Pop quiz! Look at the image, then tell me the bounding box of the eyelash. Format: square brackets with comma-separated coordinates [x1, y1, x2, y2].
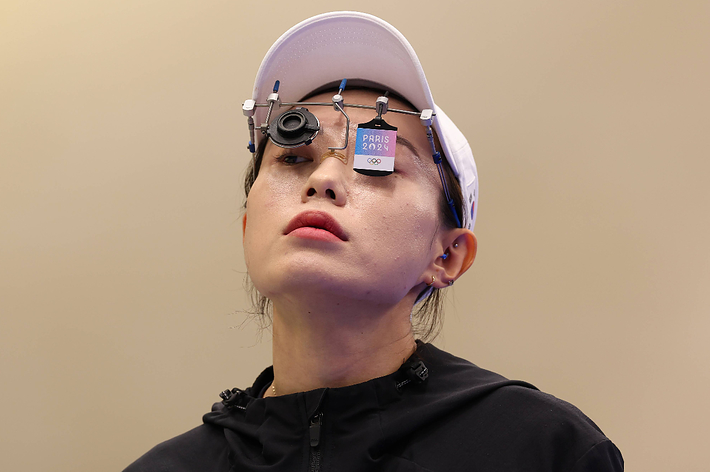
[276, 154, 310, 165]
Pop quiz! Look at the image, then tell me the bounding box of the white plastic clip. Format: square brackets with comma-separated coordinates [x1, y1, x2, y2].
[376, 96, 389, 117]
[266, 92, 280, 108]
[420, 109, 434, 127]
[242, 99, 256, 117]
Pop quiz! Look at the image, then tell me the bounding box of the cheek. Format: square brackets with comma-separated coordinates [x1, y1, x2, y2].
[258, 166, 305, 201]
[243, 171, 303, 261]
[242, 180, 274, 259]
[354, 186, 440, 276]
[247, 170, 302, 220]
[365, 176, 439, 234]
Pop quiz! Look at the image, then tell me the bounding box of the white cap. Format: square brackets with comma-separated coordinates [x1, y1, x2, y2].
[249, 11, 478, 230]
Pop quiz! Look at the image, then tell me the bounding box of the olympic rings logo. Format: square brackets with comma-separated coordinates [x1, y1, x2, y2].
[367, 157, 382, 165]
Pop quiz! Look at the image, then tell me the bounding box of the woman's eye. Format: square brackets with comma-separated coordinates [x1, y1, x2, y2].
[279, 154, 309, 165]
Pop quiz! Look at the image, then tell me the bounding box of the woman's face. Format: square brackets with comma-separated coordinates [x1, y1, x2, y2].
[243, 89, 447, 306]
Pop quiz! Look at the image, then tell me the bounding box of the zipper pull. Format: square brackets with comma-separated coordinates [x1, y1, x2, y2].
[309, 412, 323, 447]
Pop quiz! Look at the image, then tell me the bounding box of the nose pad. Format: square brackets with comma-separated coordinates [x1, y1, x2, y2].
[321, 150, 348, 165]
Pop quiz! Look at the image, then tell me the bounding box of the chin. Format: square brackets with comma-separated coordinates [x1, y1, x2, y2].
[248, 250, 419, 305]
[260, 274, 411, 309]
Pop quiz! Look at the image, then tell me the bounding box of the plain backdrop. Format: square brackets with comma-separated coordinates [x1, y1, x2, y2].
[1, 1, 708, 470]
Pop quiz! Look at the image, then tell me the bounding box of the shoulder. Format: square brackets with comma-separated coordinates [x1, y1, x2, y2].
[483, 383, 605, 435]
[486, 386, 623, 470]
[123, 423, 229, 472]
[407, 344, 624, 471]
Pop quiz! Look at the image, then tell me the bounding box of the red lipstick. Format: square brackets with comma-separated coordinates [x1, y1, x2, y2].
[284, 210, 348, 242]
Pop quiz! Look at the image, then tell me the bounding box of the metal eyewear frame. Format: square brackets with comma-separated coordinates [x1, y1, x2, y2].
[242, 79, 462, 228]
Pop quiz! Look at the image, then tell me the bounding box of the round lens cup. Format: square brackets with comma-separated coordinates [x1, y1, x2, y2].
[267, 107, 320, 148]
[278, 113, 306, 136]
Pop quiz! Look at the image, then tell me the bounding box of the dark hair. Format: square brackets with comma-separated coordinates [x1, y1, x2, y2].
[241, 90, 464, 341]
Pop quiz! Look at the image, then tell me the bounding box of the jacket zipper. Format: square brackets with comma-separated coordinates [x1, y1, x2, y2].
[309, 411, 323, 472]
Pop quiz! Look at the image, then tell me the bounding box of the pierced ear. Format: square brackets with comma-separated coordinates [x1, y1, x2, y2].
[431, 230, 477, 288]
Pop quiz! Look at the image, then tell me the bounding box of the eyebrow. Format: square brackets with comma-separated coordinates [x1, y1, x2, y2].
[396, 136, 427, 169]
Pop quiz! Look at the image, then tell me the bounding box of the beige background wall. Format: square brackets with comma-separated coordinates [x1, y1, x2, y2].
[1, 1, 708, 470]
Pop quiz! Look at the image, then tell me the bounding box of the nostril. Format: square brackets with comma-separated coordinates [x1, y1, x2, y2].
[326, 189, 336, 200]
[307, 188, 316, 197]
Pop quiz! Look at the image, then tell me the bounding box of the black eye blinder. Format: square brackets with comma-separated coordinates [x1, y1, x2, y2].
[267, 107, 320, 148]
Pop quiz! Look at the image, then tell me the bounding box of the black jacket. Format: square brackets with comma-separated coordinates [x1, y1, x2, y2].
[124, 343, 623, 471]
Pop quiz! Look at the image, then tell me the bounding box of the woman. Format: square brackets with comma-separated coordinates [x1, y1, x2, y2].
[125, 11, 623, 472]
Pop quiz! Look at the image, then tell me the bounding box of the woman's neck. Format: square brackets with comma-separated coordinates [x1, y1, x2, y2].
[267, 297, 417, 396]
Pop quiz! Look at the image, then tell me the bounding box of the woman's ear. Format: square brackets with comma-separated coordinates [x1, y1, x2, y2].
[455, 231, 477, 276]
[427, 230, 477, 288]
[242, 214, 247, 240]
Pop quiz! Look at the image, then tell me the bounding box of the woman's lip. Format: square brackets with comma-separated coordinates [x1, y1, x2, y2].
[287, 226, 344, 242]
[284, 210, 348, 241]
